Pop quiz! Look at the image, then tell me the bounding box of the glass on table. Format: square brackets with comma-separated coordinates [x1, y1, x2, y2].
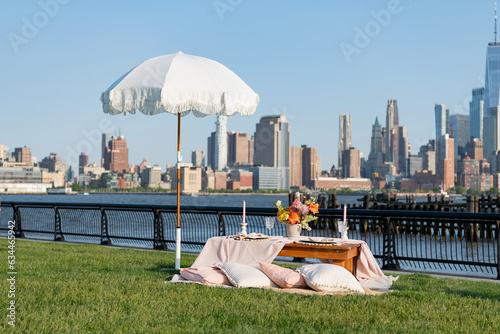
[265, 217, 275, 236]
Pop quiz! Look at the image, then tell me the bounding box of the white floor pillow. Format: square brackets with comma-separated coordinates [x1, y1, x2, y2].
[296, 264, 365, 294]
[218, 262, 277, 288]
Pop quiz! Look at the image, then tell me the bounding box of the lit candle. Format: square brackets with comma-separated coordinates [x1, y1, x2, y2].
[243, 201, 246, 224]
[343, 205, 347, 223]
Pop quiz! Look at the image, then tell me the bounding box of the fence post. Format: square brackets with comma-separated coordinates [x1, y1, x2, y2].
[100, 207, 111, 246]
[497, 221, 500, 280]
[318, 195, 327, 209]
[360, 194, 370, 233]
[153, 209, 166, 250]
[382, 217, 400, 270]
[218, 211, 226, 236]
[54, 206, 64, 241]
[332, 193, 338, 209]
[12, 205, 24, 238]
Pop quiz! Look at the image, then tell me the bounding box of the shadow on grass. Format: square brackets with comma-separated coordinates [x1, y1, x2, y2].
[444, 288, 500, 302]
[145, 262, 182, 281]
[394, 273, 500, 302]
[146, 262, 177, 271]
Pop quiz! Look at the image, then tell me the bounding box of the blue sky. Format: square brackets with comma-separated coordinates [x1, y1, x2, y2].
[0, 0, 495, 171]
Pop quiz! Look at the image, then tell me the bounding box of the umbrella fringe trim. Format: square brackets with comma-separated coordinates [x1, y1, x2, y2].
[102, 98, 258, 117]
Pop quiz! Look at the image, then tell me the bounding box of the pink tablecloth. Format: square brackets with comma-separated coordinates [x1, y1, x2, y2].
[189, 236, 389, 284]
[342, 240, 385, 282]
[191, 236, 290, 268]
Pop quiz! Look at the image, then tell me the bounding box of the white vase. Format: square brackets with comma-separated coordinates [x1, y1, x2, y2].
[286, 224, 302, 237]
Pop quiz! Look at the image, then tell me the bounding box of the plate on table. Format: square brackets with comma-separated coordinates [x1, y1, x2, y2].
[233, 232, 269, 240]
[244, 233, 269, 240]
[302, 237, 341, 245]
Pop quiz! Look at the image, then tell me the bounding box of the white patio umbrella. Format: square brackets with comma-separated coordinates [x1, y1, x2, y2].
[101, 51, 259, 269]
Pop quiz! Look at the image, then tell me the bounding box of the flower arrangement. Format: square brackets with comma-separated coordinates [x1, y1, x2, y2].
[275, 192, 319, 231]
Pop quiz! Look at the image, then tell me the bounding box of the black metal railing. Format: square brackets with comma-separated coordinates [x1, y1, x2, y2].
[0, 201, 498, 279]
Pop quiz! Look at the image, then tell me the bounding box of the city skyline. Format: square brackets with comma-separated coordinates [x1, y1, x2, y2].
[1, 1, 497, 171]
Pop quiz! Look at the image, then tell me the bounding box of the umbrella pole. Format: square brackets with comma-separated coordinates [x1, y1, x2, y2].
[175, 113, 181, 270]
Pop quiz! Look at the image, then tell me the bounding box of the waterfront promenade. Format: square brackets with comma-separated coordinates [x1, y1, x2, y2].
[1, 198, 498, 279]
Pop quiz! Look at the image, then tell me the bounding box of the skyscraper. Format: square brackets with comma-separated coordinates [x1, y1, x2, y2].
[484, 7, 500, 172]
[79, 152, 89, 174]
[67, 165, 75, 182]
[338, 114, 352, 169]
[449, 114, 471, 162]
[485, 12, 500, 113]
[398, 125, 409, 175]
[103, 135, 129, 173]
[253, 115, 290, 168]
[418, 140, 436, 174]
[191, 151, 205, 167]
[14, 146, 31, 165]
[435, 104, 449, 140]
[467, 138, 484, 160]
[342, 147, 360, 178]
[302, 145, 320, 188]
[289, 146, 303, 187]
[370, 117, 383, 154]
[367, 117, 384, 177]
[227, 132, 250, 166]
[214, 114, 228, 170]
[405, 155, 423, 178]
[79, 152, 89, 167]
[436, 134, 454, 190]
[483, 109, 498, 171]
[470, 87, 484, 140]
[248, 135, 254, 165]
[101, 133, 111, 167]
[207, 132, 216, 169]
[385, 100, 399, 170]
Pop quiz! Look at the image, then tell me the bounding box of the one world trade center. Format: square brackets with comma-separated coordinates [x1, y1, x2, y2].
[484, 3, 500, 171]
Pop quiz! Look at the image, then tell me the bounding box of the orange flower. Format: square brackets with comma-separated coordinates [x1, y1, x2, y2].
[288, 211, 300, 224]
[309, 203, 319, 214]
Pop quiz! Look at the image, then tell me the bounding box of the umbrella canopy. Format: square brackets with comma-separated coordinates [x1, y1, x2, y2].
[101, 51, 259, 269]
[101, 51, 259, 117]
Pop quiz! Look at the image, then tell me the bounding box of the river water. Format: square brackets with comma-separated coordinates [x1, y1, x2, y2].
[0, 193, 466, 207]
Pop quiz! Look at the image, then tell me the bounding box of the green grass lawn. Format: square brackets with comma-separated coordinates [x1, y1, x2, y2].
[0, 238, 499, 333]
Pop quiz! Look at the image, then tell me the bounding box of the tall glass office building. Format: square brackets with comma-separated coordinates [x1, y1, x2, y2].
[338, 114, 352, 169]
[483, 43, 500, 171]
[469, 87, 484, 140]
[434, 104, 449, 140]
[449, 114, 471, 162]
[253, 115, 290, 168]
[485, 44, 500, 111]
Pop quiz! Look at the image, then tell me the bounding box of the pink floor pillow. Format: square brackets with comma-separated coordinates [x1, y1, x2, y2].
[259, 262, 308, 289]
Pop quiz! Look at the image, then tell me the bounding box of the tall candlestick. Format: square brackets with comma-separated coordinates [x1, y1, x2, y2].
[243, 201, 246, 224]
[341, 205, 348, 241]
